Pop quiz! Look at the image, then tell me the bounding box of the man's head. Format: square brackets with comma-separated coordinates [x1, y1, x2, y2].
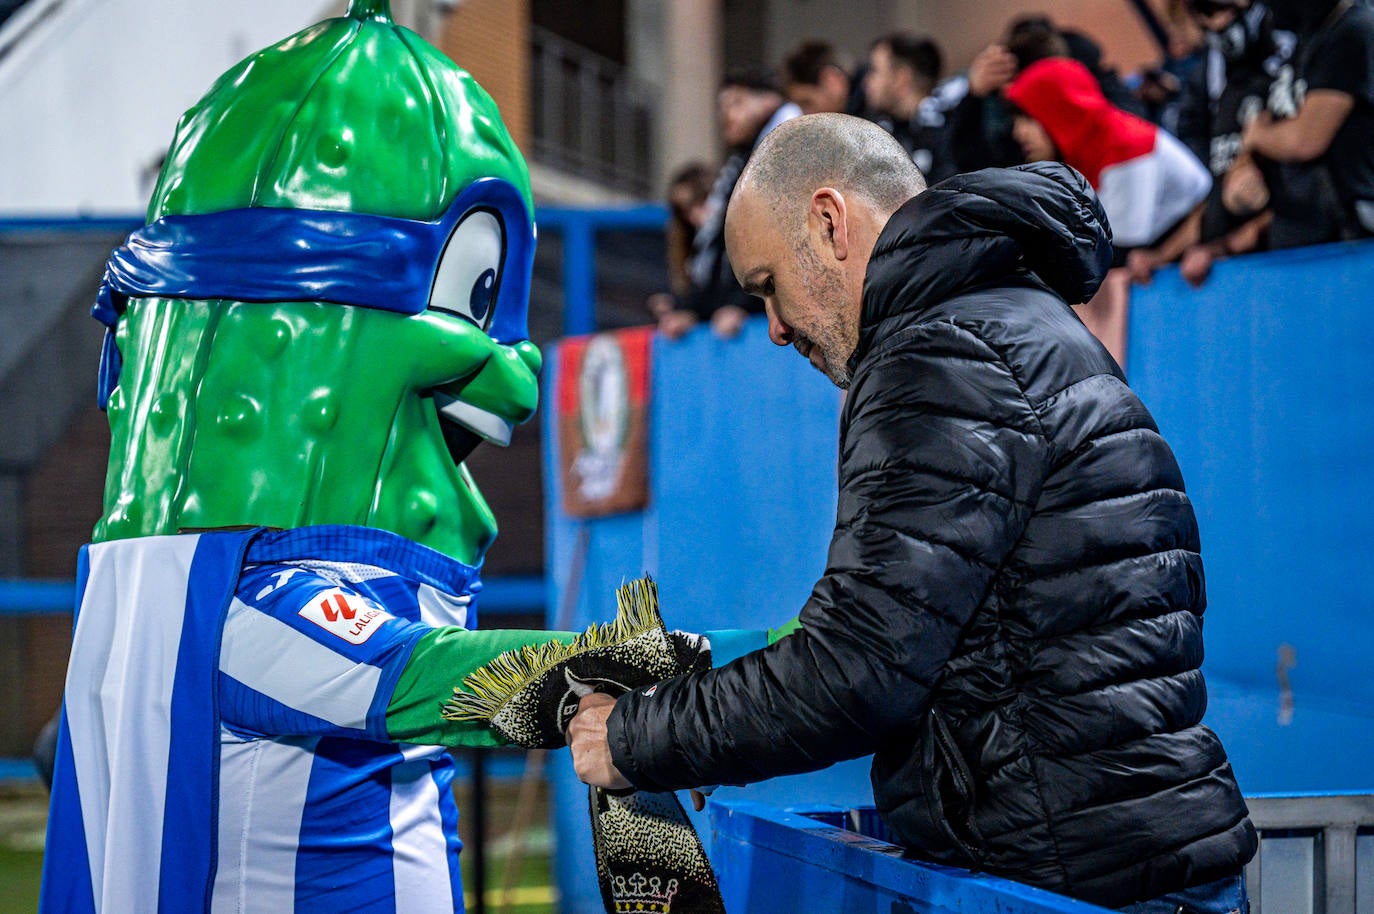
[864, 32, 943, 120]
[1186, 0, 1275, 64]
[1005, 15, 1070, 71]
[1011, 111, 1058, 163]
[783, 40, 853, 115]
[1005, 57, 1106, 169]
[667, 161, 713, 232]
[725, 113, 925, 388]
[1184, 0, 1249, 33]
[719, 68, 785, 149]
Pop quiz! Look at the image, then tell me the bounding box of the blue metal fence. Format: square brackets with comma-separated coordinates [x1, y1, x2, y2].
[0, 203, 669, 338]
[536, 203, 665, 335]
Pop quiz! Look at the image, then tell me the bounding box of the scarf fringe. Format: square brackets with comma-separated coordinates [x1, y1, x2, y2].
[442, 576, 662, 723]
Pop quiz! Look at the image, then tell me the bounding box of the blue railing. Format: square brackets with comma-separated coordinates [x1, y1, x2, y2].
[0, 579, 73, 615]
[535, 203, 665, 335]
[0, 203, 669, 338]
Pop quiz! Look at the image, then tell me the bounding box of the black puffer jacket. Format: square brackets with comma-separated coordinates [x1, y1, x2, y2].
[608, 163, 1257, 907]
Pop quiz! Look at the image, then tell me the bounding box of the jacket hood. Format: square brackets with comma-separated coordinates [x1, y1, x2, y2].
[854, 162, 1112, 369]
[1004, 57, 1156, 187]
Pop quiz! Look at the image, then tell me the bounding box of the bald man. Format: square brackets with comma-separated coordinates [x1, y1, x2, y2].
[568, 115, 1256, 912]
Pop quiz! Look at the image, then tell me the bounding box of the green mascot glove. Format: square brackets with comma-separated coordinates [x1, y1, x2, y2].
[443, 577, 711, 748]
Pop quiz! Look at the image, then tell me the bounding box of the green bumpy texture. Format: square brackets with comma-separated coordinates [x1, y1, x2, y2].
[96, 1, 538, 567]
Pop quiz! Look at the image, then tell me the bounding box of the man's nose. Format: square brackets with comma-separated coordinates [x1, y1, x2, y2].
[767, 312, 793, 346]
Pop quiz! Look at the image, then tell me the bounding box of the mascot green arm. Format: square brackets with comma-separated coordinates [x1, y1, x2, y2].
[700, 616, 803, 668]
[387, 627, 577, 747]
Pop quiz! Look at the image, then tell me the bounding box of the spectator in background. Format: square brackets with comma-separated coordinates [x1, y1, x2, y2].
[1136, 0, 1210, 134]
[864, 32, 960, 182]
[665, 162, 714, 295]
[647, 162, 713, 333]
[1060, 27, 1150, 117]
[782, 40, 867, 115]
[1129, 0, 1309, 287]
[951, 16, 1139, 173]
[653, 70, 800, 340]
[1005, 56, 1212, 256]
[1242, 0, 1374, 238]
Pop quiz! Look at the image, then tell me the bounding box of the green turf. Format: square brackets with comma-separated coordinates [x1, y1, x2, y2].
[0, 846, 43, 912]
[0, 772, 557, 914]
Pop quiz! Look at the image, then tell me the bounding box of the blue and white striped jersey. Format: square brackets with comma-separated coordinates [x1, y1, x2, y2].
[43, 525, 486, 914]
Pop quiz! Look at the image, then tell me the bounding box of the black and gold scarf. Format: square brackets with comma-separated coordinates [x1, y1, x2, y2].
[444, 578, 726, 914]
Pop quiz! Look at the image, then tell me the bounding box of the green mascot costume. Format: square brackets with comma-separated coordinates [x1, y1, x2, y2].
[38, 3, 719, 912]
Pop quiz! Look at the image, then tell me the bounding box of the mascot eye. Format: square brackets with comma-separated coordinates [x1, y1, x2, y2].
[430, 209, 504, 330]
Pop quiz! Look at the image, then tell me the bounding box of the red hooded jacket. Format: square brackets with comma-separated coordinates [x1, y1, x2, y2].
[1004, 57, 1156, 188]
[1005, 57, 1211, 247]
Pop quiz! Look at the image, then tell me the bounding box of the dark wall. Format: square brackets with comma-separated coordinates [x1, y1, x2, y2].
[532, 0, 625, 62]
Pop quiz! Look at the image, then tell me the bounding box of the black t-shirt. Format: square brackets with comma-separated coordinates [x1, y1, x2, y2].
[886, 118, 958, 183]
[874, 81, 967, 184]
[1302, 4, 1374, 234]
[1185, 47, 1279, 241]
[1255, 40, 1346, 247]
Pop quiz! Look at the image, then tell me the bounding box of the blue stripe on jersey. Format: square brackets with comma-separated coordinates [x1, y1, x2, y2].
[295, 738, 405, 914]
[39, 549, 96, 914]
[245, 525, 481, 602]
[431, 756, 465, 912]
[42, 705, 97, 914]
[159, 533, 256, 914]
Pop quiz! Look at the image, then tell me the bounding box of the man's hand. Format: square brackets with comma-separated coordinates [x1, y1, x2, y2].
[1179, 245, 1218, 288]
[1125, 248, 1161, 286]
[969, 44, 1017, 98]
[1222, 156, 1270, 216]
[657, 308, 698, 340]
[646, 292, 677, 320]
[709, 304, 748, 339]
[567, 692, 632, 790]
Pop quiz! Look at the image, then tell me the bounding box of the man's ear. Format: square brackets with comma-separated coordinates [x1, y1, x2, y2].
[809, 187, 850, 261]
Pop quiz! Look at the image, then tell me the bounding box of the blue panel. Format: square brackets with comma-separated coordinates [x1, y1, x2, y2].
[545, 318, 879, 912]
[1126, 240, 1374, 793]
[709, 799, 1113, 913]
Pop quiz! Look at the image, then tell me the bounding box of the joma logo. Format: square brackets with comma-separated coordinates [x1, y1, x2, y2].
[298, 588, 393, 644]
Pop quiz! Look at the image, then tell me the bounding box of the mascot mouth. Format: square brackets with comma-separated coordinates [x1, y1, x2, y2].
[436, 393, 515, 463]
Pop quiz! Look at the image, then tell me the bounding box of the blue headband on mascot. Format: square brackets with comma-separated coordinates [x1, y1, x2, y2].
[93, 177, 535, 408]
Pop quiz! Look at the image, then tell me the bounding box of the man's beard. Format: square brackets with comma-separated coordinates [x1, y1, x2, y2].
[795, 242, 857, 388]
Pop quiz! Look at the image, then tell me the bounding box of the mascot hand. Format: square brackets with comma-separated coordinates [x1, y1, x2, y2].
[443, 578, 710, 749]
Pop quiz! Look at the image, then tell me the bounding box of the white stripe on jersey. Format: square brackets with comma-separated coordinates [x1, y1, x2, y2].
[221, 597, 382, 731]
[65, 535, 199, 914]
[416, 583, 470, 628]
[211, 733, 318, 914]
[390, 745, 454, 914]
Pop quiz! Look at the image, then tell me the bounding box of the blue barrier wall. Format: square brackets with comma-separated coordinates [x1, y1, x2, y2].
[545, 240, 1374, 910]
[1127, 240, 1374, 795]
[709, 800, 1112, 914]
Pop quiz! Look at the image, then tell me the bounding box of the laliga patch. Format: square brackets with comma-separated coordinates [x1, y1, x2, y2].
[298, 588, 393, 644]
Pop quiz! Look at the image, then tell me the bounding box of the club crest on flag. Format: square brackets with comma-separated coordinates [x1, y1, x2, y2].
[557, 327, 653, 517]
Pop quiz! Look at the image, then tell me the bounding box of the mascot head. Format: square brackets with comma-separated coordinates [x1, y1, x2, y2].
[93, 0, 538, 566]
